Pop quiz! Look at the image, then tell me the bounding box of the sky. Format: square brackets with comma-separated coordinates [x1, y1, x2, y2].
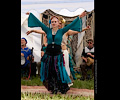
[21, 0, 94, 13]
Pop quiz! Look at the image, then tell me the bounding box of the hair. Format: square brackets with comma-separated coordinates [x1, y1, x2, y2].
[50, 16, 59, 20]
[58, 16, 66, 24]
[49, 16, 66, 28]
[87, 39, 94, 43]
[58, 16, 63, 22]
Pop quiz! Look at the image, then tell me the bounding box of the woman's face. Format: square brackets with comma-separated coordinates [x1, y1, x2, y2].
[51, 17, 59, 28]
[58, 21, 62, 29]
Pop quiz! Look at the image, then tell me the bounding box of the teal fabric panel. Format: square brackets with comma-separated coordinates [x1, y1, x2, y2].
[69, 54, 77, 80]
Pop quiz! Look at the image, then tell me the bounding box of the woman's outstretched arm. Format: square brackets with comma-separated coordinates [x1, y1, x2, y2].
[66, 25, 91, 36]
[26, 29, 46, 35]
[28, 13, 49, 34]
[62, 11, 86, 35]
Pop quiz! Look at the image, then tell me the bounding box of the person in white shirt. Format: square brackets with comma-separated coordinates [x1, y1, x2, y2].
[80, 39, 94, 80]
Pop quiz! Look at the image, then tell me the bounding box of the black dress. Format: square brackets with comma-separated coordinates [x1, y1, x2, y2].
[41, 35, 70, 94]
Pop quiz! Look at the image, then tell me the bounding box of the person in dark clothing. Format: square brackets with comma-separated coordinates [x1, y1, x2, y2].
[21, 37, 36, 79]
[80, 39, 94, 80]
[21, 38, 32, 78]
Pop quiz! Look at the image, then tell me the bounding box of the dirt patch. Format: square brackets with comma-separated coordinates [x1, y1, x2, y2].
[21, 85, 94, 98]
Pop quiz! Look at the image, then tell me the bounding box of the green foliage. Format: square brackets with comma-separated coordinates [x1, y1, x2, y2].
[21, 92, 94, 100]
[71, 79, 94, 89]
[71, 73, 94, 89]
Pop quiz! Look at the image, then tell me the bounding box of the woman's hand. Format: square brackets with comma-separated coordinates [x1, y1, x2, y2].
[81, 25, 91, 32]
[86, 25, 91, 30]
[26, 30, 33, 35]
[26, 12, 30, 15]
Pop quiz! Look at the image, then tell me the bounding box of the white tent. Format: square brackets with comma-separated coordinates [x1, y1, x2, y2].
[21, 0, 94, 13]
[57, 8, 85, 17]
[21, 10, 42, 63]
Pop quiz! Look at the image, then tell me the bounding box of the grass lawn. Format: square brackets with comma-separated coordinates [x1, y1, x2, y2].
[21, 92, 94, 100]
[21, 73, 94, 90]
[21, 75, 43, 86]
[21, 73, 94, 100]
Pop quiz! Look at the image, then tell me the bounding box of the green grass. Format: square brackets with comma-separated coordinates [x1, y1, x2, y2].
[21, 74, 94, 89]
[21, 92, 94, 100]
[21, 75, 43, 86]
[71, 79, 94, 89]
[21, 74, 94, 99]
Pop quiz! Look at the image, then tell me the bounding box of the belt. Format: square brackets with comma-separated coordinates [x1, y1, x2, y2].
[45, 43, 62, 56]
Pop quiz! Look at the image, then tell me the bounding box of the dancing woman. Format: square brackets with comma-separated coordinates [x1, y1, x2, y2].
[58, 16, 90, 82]
[27, 12, 85, 94]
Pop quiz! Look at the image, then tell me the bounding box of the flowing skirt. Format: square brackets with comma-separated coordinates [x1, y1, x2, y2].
[40, 53, 71, 93]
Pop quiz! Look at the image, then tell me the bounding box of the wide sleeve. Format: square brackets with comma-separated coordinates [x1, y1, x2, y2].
[70, 17, 82, 32]
[62, 17, 82, 35]
[28, 13, 49, 34]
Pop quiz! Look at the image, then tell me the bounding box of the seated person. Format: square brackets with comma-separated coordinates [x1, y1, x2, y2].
[21, 37, 32, 78]
[80, 39, 94, 80]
